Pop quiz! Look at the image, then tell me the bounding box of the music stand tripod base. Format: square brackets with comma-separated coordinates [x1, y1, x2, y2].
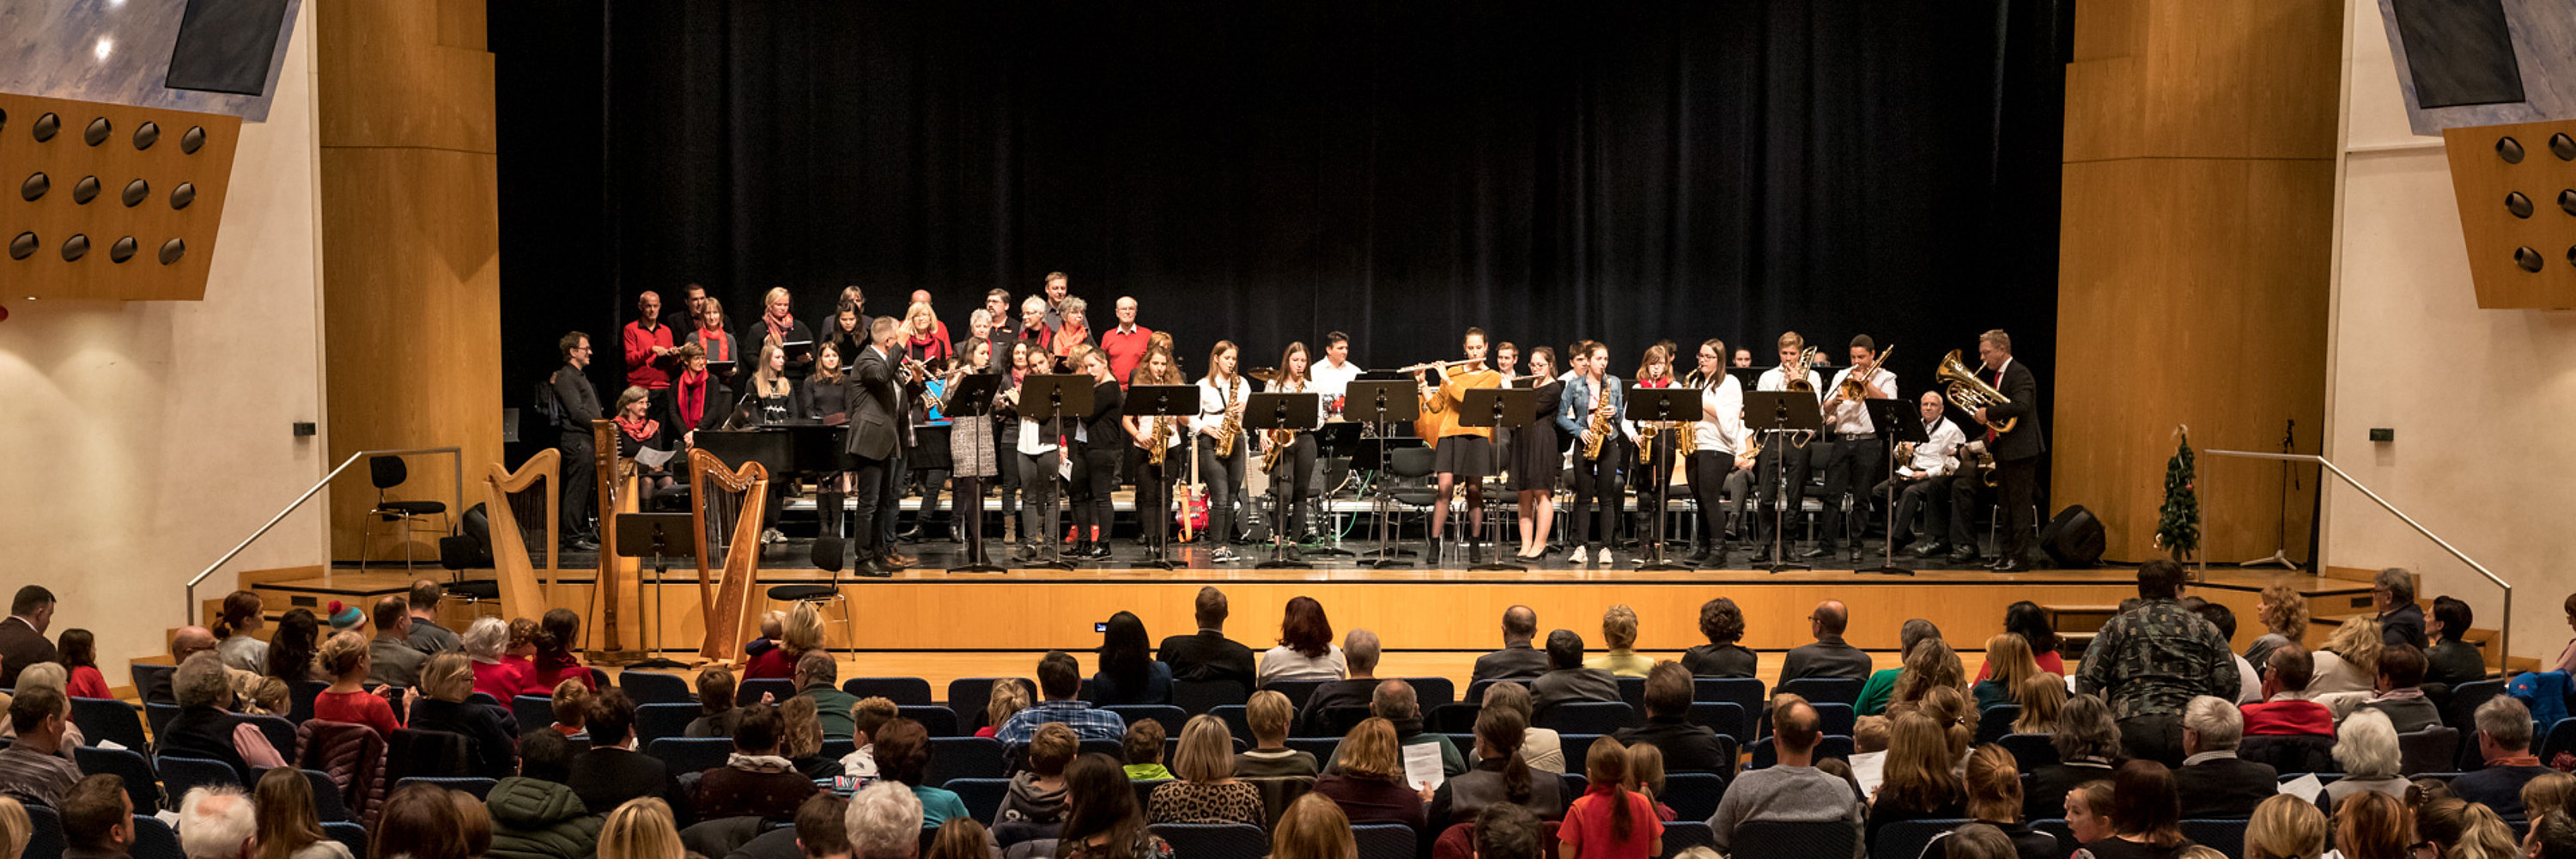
[1858, 397, 1919, 576]
[611, 512, 696, 669]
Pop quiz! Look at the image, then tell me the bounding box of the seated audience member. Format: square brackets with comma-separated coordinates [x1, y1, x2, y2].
[2422, 597, 2488, 690]
[2014, 673, 2067, 735]
[2418, 797, 2521, 859]
[1624, 742, 1676, 821]
[2245, 585, 2309, 681]
[0, 588, 59, 691]
[2532, 812, 2576, 859]
[2174, 694, 2276, 819]
[548, 679, 591, 737]
[2026, 693, 2121, 823]
[978, 679, 1030, 739]
[2182, 600, 2261, 704]
[2335, 791, 2414, 859]
[1327, 679, 1468, 778]
[1235, 690, 1320, 778]
[406, 653, 518, 780]
[2453, 696, 2552, 819]
[2061, 780, 2117, 853]
[313, 631, 405, 740]
[1682, 597, 1757, 679]
[252, 767, 357, 859]
[4, 663, 88, 752]
[1583, 606, 1653, 679]
[366, 597, 428, 688]
[742, 611, 795, 681]
[1271, 794, 1359, 859]
[999, 722, 1078, 834]
[2308, 616, 2384, 701]
[1703, 694, 1862, 852]
[2074, 560, 2240, 767]
[1430, 704, 1566, 835]
[1858, 618, 1942, 716]
[2356, 643, 2443, 734]
[1120, 719, 1170, 781]
[405, 580, 463, 655]
[56, 630, 111, 700]
[1475, 606, 1552, 683]
[264, 610, 325, 687]
[1145, 716, 1262, 826]
[1932, 825, 2019, 859]
[1777, 600, 1873, 683]
[1612, 661, 1729, 774]
[1474, 804, 1547, 859]
[324, 602, 364, 637]
[1054, 753, 1172, 859]
[374, 785, 472, 859]
[1258, 596, 1349, 685]
[504, 617, 540, 673]
[147, 626, 218, 705]
[235, 675, 289, 720]
[0, 686, 80, 806]
[874, 717, 972, 826]
[592, 796, 683, 859]
[1480, 679, 1564, 774]
[995, 652, 1126, 746]
[686, 667, 744, 739]
[1847, 716, 1891, 798]
[2080, 761, 2194, 859]
[696, 704, 817, 820]
[1297, 630, 1383, 735]
[2243, 794, 2328, 859]
[846, 783, 923, 859]
[1559, 738, 1662, 859]
[2375, 568, 2427, 649]
[840, 697, 901, 778]
[1156, 587, 1258, 693]
[2527, 773, 2576, 826]
[1089, 612, 1173, 707]
[1924, 746, 2058, 859]
[165, 652, 286, 775]
[1889, 640, 1970, 720]
[793, 652, 860, 739]
[567, 689, 692, 823]
[461, 617, 528, 703]
[1974, 633, 2042, 712]
[1532, 630, 1619, 719]
[1917, 685, 1983, 761]
[177, 787, 256, 859]
[1974, 602, 2068, 683]
[1313, 717, 1429, 829]
[486, 730, 601, 859]
[1868, 712, 1968, 846]
[59, 774, 135, 859]
[524, 609, 597, 693]
[210, 592, 269, 676]
[2318, 709, 2410, 810]
[778, 696, 845, 780]
[2241, 645, 2336, 737]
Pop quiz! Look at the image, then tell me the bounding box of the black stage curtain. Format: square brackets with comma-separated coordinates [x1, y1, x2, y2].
[494, 0, 2065, 428]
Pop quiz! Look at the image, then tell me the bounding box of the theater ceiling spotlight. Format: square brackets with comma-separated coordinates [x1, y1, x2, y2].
[0, 93, 237, 301]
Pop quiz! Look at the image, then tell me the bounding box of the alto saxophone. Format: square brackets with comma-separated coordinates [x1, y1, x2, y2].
[1145, 417, 1173, 467]
[1637, 422, 1659, 464]
[1580, 390, 1619, 460]
[1261, 428, 1294, 472]
[1212, 388, 1243, 457]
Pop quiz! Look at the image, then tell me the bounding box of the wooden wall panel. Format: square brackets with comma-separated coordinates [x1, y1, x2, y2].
[0, 94, 240, 301]
[2441, 119, 2576, 309]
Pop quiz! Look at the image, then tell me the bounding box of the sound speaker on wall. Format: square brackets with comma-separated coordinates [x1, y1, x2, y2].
[165, 0, 295, 96]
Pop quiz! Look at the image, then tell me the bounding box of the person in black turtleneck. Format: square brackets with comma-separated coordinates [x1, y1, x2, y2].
[1068, 346, 1126, 559]
[550, 332, 604, 551]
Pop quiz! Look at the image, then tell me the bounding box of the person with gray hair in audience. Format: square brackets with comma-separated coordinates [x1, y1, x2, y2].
[176, 788, 256, 859]
[0, 662, 88, 753]
[2321, 709, 2410, 808]
[2174, 695, 2276, 819]
[0, 685, 80, 806]
[1323, 679, 1467, 778]
[461, 616, 527, 703]
[1298, 629, 1382, 734]
[161, 652, 286, 777]
[2452, 695, 2552, 818]
[846, 781, 925, 859]
[2026, 693, 2121, 822]
[2373, 567, 2427, 649]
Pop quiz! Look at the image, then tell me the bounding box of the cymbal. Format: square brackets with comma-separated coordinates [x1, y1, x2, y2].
[1244, 367, 1283, 383]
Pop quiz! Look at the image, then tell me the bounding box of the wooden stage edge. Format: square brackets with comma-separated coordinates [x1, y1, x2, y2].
[250, 565, 2366, 661]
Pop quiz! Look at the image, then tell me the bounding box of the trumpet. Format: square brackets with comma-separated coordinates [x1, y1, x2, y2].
[1935, 349, 2018, 434]
[1836, 344, 1893, 400]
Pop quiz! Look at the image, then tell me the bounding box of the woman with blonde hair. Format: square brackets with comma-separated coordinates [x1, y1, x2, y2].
[1270, 793, 1358, 859]
[745, 341, 803, 426]
[904, 301, 953, 367]
[781, 600, 827, 661]
[978, 677, 1030, 740]
[1584, 606, 1652, 678]
[0, 796, 32, 859]
[254, 766, 350, 859]
[1312, 717, 1427, 828]
[404, 653, 517, 778]
[2245, 794, 2328, 859]
[2311, 616, 2385, 698]
[1973, 633, 2042, 710]
[2416, 797, 2521, 859]
[1889, 638, 1967, 713]
[2248, 583, 2312, 676]
[2011, 673, 2067, 735]
[1912, 684, 1982, 760]
[1930, 746, 2057, 859]
[597, 796, 687, 859]
[1147, 715, 1262, 826]
[1869, 712, 1967, 846]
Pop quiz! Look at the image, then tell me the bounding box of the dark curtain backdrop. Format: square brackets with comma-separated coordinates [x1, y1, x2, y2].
[493, 0, 2065, 429]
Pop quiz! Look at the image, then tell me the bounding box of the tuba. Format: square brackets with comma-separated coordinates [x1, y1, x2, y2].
[1935, 350, 2018, 434]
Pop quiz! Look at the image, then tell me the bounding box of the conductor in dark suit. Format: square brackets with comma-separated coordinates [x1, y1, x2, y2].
[1156, 587, 1258, 692]
[0, 586, 58, 688]
[1947, 329, 2045, 571]
[843, 317, 908, 576]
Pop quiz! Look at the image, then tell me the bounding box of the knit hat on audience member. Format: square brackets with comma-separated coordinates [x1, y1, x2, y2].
[326, 600, 364, 632]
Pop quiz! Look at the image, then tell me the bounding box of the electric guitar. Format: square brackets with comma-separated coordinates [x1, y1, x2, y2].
[1179, 436, 1210, 541]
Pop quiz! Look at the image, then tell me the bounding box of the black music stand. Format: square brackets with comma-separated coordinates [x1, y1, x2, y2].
[1246, 393, 1322, 569]
[1304, 422, 1365, 557]
[1456, 387, 1538, 570]
[1346, 380, 1423, 569]
[942, 373, 1008, 574]
[1017, 374, 1091, 570]
[1625, 386, 1704, 570]
[611, 513, 694, 669]
[1863, 398, 1925, 576]
[1127, 384, 1202, 570]
[1744, 391, 1823, 574]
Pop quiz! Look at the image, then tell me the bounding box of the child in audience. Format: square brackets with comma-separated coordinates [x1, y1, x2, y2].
[1624, 742, 1677, 821]
[927, 818, 995, 859]
[841, 697, 901, 778]
[978, 679, 1030, 738]
[503, 617, 539, 673]
[1122, 719, 1171, 781]
[1559, 738, 1662, 859]
[743, 611, 793, 680]
[999, 722, 1078, 838]
[56, 631, 110, 699]
[1849, 715, 1891, 797]
[1234, 690, 1320, 778]
[686, 667, 742, 739]
[236, 675, 289, 717]
[549, 678, 591, 737]
[2526, 772, 2576, 824]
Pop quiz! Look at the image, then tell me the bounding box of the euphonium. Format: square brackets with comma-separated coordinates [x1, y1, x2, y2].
[1580, 392, 1619, 460]
[1935, 350, 2018, 434]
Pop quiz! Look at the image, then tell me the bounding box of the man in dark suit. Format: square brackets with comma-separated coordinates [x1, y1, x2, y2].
[1612, 662, 1732, 772]
[2373, 568, 2428, 649]
[1947, 329, 2045, 571]
[1472, 606, 1549, 683]
[841, 318, 908, 576]
[550, 332, 605, 551]
[2175, 694, 2278, 819]
[1155, 587, 1257, 692]
[0, 587, 57, 689]
[1530, 630, 1618, 720]
[566, 688, 693, 824]
[1777, 600, 1874, 683]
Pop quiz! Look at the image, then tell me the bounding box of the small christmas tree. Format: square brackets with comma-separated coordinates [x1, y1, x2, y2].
[2154, 429, 2200, 562]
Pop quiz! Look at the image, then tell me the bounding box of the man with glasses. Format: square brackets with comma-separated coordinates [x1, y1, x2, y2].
[1777, 600, 1873, 682]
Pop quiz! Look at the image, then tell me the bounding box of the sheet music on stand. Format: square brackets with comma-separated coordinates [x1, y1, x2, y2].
[1016, 375, 1095, 570]
[1623, 385, 1703, 570]
[1743, 391, 1823, 573]
[611, 513, 695, 668]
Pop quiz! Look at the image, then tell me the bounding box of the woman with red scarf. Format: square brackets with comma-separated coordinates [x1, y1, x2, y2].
[661, 343, 733, 448]
[1048, 296, 1093, 373]
[757, 287, 814, 376]
[611, 386, 674, 495]
[690, 297, 739, 376]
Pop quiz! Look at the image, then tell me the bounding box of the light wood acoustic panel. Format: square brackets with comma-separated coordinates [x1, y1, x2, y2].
[2442, 119, 2576, 309]
[0, 93, 239, 301]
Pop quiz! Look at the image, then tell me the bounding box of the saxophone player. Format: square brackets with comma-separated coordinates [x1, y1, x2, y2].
[1684, 339, 1747, 564]
[1124, 347, 1188, 560]
[1263, 343, 1324, 545]
[1880, 390, 1966, 558]
[1947, 329, 2045, 571]
[1194, 341, 1253, 563]
[1415, 328, 1503, 562]
[1750, 332, 1824, 563]
[1558, 340, 1625, 565]
[1809, 335, 1897, 559]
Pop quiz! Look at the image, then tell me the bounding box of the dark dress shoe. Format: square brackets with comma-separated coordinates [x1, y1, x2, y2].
[1944, 548, 1982, 566]
[897, 526, 926, 543]
[1084, 543, 1113, 560]
[1798, 546, 1831, 559]
[854, 557, 893, 577]
[1993, 557, 2036, 573]
[1911, 540, 1951, 558]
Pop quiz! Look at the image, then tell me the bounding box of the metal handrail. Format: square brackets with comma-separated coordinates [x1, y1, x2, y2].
[2202, 448, 2511, 666]
[184, 446, 464, 626]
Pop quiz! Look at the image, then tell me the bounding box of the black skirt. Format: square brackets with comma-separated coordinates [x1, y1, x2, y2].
[1508, 421, 1563, 491]
[1431, 435, 1496, 478]
[910, 425, 953, 470]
